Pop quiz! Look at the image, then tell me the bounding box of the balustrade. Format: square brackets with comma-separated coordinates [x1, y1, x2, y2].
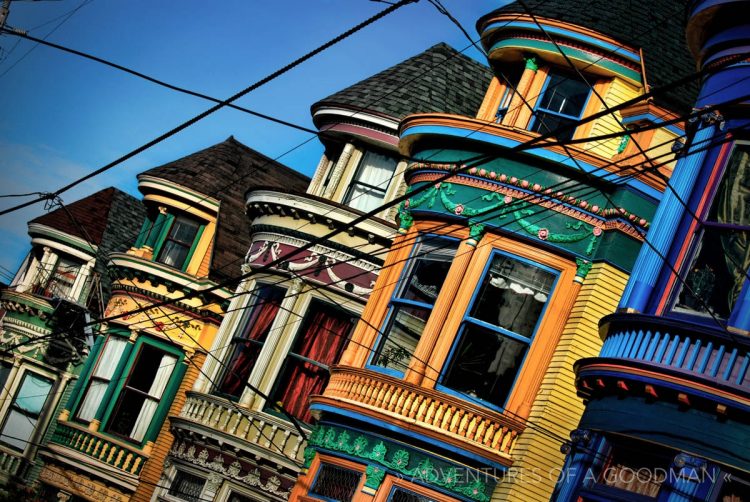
[51, 422, 147, 475]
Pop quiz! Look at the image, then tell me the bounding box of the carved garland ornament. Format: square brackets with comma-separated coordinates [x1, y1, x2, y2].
[170, 441, 291, 498]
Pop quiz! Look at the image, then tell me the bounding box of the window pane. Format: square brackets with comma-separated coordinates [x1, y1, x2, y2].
[169, 471, 206, 502]
[44, 256, 80, 299]
[347, 183, 386, 213]
[270, 301, 353, 423]
[538, 73, 589, 117]
[228, 492, 261, 502]
[400, 238, 458, 305]
[530, 112, 577, 141]
[311, 464, 361, 502]
[0, 372, 54, 450]
[345, 150, 397, 212]
[598, 443, 670, 498]
[443, 324, 527, 406]
[0, 361, 11, 390]
[390, 487, 437, 502]
[471, 255, 555, 338]
[157, 216, 200, 268]
[375, 304, 430, 371]
[216, 285, 286, 399]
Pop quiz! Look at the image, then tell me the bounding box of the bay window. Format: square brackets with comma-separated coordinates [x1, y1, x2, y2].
[344, 150, 398, 213]
[0, 370, 54, 451]
[267, 300, 353, 423]
[106, 343, 178, 442]
[215, 285, 286, 400]
[672, 144, 750, 320]
[529, 69, 590, 141]
[372, 236, 458, 373]
[441, 252, 557, 407]
[31, 254, 82, 301]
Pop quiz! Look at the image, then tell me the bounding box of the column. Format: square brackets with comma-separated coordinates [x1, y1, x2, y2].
[404, 240, 476, 386]
[620, 121, 718, 312]
[502, 54, 540, 128]
[323, 143, 355, 200]
[307, 152, 332, 197]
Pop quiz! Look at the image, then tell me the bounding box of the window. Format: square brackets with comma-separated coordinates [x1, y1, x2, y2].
[32, 255, 81, 301]
[267, 300, 353, 423]
[168, 470, 206, 502]
[529, 70, 590, 141]
[389, 487, 436, 502]
[718, 473, 750, 502]
[0, 361, 11, 390]
[157, 215, 201, 269]
[673, 145, 750, 319]
[106, 344, 177, 442]
[215, 285, 286, 400]
[343, 150, 398, 213]
[597, 442, 670, 498]
[227, 492, 260, 502]
[441, 252, 556, 407]
[0, 371, 54, 451]
[495, 65, 524, 123]
[75, 336, 128, 422]
[310, 463, 361, 502]
[372, 236, 459, 373]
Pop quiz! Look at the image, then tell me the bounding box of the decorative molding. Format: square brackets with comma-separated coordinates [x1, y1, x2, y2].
[170, 440, 292, 498]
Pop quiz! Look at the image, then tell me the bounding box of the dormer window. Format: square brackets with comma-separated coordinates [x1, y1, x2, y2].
[529, 70, 590, 141]
[343, 150, 398, 213]
[156, 215, 201, 270]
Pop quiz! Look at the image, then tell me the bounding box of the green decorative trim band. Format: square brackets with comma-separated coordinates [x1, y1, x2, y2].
[407, 163, 650, 230]
[306, 425, 495, 502]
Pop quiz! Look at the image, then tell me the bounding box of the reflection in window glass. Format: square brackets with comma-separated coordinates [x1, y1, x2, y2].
[0, 371, 54, 450]
[443, 253, 555, 407]
[529, 70, 589, 141]
[157, 215, 201, 269]
[373, 236, 458, 372]
[674, 145, 750, 319]
[344, 150, 398, 213]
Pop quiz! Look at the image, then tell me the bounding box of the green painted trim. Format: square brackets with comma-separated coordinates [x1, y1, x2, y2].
[151, 213, 175, 260]
[364, 464, 386, 491]
[181, 224, 205, 272]
[28, 224, 97, 255]
[524, 54, 538, 71]
[145, 213, 165, 249]
[490, 39, 642, 83]
[134, 218, 152, 249]
[306, 425, 494, 502]
[144, 358, 187, 443]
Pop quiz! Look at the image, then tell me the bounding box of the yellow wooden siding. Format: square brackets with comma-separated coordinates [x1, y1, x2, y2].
[492, 263, 628, 502]
[585, 79, 641, 159]
[197, 237, 213, 278]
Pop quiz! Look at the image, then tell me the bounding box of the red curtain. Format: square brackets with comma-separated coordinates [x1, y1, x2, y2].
[218, 300, 280, 398]
[275, 309, 352, 423]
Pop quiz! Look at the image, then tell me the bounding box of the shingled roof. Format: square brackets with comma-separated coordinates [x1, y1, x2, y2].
[312, 42, 493, 121]
[139, 136, 310, 283]
[479, 0, 698, 113]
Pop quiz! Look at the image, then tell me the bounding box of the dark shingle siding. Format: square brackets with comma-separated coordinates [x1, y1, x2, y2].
[313, 43, 493, 121]
[140, 137, 310, 282]
[480, 0, 698, 113]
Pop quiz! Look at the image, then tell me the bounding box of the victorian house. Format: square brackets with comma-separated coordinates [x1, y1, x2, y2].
[289, 1, 698, 501]
[155, 43, 493, 502]
[0, 188, 145, 490]
[554, 0, 750, 500]
[34, 137, 309, 501]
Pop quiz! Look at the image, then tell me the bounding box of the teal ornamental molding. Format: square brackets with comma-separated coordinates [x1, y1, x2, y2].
[305, 425, 496, 502]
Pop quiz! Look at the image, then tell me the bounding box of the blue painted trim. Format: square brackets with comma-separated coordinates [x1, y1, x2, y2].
[483, 21, 641, 62]
[687, 340, 702, 370]
[675, 337, 691, 367]
[310, 404, 510, 471]
[736, 354, 750, 386]
[723, 348, 738, 381]
[710, 344, 725, 377]
[401, 124, 663, 201]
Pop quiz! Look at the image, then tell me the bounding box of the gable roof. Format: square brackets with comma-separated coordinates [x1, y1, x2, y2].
[479, 0, 698, 113]
[312, 42, 494, 122]
[139, 136, 310, 283]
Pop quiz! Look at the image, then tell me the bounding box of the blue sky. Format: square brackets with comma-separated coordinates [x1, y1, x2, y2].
[0, 0, 502, 279]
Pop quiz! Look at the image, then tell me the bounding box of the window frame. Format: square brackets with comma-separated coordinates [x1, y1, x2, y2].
[73, 335, 129, 424]
[666, 141, 750, 324]
[0, 368, 55, 453]
[342, 149, 399, 213]
[528, 68, 592, 141]
[368, 234, 460, 377]
[308, 461, 364, 502]
[163, 466, 208, 502]
[153, 213, 205, 272]
[98, 337, 184, 446]
[436, 249, 560, 412]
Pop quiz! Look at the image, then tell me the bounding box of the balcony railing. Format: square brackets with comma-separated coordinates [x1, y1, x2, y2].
[50, 421, 148, 475]
[313, 366, 522, 461]
[591, 314, 750, 393]
[177, 391, 307, 464]
[0, 449, 24, 478]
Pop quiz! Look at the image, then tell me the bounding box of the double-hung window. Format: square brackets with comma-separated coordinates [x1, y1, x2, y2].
[106, 344, 178, 443]
[343, 150, 398, 213]
[672, 144, 750, 320]
[215, 285, 286, 400]
[157, 215, 202, 270]
[168, 470, 206, 502]
[267, 300, 353, 423]
[372, 236, 458, 373]
[0, 371, 54, 451]
[33, 255, 81, 301]
[441, 252, 556, 408]
[529, 70, 590, 141]
[75, 336, 128, 422]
